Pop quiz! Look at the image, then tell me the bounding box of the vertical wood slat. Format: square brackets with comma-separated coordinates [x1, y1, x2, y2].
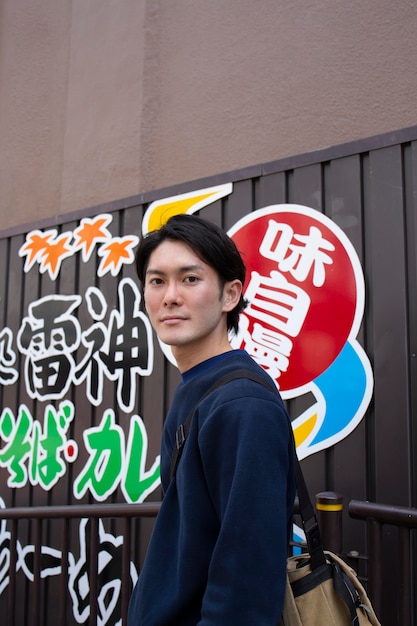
[32, 518, 42, 626]
[362, 145, 410, 625]
[325, 154, 368, 551]
[404, 141, 417, 621]
[366, 145, 409, 507]
[225, 178, 253, 229]
[404, 141, 417, 508]
[88, 517, 99, 626]
[255, 171, 287, 210]
[399, 526, 412, 626]
[290, 162, 323, 211]
[287, 162, 327, 503]
[121, 516, 132, 624]
[7, 519, 17, 626]
[59, 518, 69, 626]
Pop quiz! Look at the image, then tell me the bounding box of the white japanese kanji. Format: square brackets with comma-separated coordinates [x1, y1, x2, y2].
[235, 317, 293, 381]
[259, 220, 335, 287]
[244, 270, 310, 337]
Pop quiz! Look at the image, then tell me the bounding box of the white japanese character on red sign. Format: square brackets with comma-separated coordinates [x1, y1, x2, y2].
[244, 270, 311, 337]
[235, 316, 292, 381]
[259, 220, 335, 287]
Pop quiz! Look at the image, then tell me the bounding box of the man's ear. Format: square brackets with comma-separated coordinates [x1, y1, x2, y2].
[222, 280, 242, 311]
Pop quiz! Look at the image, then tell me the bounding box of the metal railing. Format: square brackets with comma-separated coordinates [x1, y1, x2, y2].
[0, 502, 161, 626]
[349, 499, 417, 626]
[1, 496, 416, 625]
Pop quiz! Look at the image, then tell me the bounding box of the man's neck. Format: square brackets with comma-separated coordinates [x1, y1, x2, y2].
[173, 339, 233, 373]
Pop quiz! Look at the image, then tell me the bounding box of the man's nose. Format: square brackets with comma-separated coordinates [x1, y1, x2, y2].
[164, 281, 181, 305]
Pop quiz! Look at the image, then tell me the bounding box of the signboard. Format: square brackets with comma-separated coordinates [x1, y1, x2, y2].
[0, 183, 373, 624]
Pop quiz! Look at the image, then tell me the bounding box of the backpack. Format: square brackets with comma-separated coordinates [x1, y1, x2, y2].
[170, 368, 381, 626]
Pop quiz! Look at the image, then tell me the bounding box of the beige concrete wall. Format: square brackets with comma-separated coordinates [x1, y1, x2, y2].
[1, 0, 417, 231]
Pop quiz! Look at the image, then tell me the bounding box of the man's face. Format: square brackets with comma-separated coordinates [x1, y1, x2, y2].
[143, 239, 238, 367]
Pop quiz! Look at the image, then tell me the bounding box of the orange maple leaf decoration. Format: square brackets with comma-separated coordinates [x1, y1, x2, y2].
[19, 231, 56, 271]
[98, 237, 138, 276]
[73, 215, 112, 261]
[39, 233, 73, 279]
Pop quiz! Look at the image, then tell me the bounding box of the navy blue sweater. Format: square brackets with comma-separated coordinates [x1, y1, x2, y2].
[128, 350, 295, 625]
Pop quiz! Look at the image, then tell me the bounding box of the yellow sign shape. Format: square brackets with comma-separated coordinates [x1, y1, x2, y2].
[142, 183, 233, 235]
[293, 412, 318, 449]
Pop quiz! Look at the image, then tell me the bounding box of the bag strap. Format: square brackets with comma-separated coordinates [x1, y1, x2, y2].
[294, 451, 327, 569]
[332, 563, 362, 626]
[169, 367, 326, 570]
[170, 369, 266, 479]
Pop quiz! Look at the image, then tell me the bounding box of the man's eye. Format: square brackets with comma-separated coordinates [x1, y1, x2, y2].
[149, 278, 163, 285]
[185, 276, 199, 283]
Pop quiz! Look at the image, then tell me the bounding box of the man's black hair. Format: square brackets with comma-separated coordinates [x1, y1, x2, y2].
[135, 213, 248, 334]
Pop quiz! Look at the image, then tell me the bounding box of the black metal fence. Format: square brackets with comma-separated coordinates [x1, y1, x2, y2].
[349, 500, 417, 625]
[0, 502, 160, 626]
[1, 495, 416, 625]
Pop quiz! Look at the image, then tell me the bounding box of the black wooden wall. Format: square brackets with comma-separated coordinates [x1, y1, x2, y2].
[1, 125, 416, 625]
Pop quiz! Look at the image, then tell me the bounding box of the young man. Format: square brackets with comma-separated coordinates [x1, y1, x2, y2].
[128, 214, 295, 625]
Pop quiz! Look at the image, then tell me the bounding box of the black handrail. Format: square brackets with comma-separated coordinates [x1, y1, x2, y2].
[349, 499, 417, 625]
[0, 501, 161, 520]
[0, 502, 161, 626]
[2, 498, 416, 625]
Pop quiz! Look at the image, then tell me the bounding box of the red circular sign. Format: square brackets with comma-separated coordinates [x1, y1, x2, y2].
[229, 205, 361, 393]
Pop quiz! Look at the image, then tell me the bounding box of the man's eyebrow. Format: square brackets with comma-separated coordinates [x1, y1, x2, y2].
[145, 268, 165, 276]
[145, 264, 205, 276]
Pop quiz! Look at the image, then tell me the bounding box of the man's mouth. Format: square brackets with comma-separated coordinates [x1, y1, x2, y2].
[160, 316, 187, 324]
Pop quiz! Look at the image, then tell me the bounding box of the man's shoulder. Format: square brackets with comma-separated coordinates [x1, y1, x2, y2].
[213, 351, 275, 386]
[201, 352, 282, 405]
[179, 350, 280, 409]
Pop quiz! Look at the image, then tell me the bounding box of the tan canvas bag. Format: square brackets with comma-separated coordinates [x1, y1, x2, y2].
[281, 550, 381, 625]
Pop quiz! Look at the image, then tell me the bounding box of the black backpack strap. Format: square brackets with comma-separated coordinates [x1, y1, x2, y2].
[332, 563, 362, 626]
[295, 455, 327, 569]
[170, 368, 271, 479]
[169, 366, 326, 569]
